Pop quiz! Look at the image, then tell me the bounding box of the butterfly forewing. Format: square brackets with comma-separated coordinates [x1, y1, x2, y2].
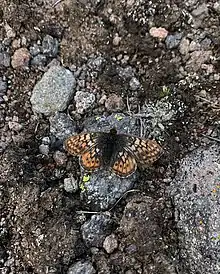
[110, 150, 137, 177]
[124, 136, 163, 166]
[64, 133, 99, 156]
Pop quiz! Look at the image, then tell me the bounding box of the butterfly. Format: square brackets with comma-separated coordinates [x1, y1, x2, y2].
[64, 128, 163, 178]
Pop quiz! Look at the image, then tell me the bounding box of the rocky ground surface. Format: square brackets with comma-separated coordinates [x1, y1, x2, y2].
[0, 1, 220, 273]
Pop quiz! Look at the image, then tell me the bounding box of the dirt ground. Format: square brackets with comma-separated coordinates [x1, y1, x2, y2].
[0, 0, 220, 274]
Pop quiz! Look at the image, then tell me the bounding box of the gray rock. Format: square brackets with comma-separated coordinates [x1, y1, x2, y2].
[179, 37, 190, 55]
[165, 33, 183, 49]
[0, 77, 7, 94]
[141, 97, 186, 138]
[0, 51, 10, 67]
[31, 54, 47, 66]
[169, 144, 220, 274]
[39, 144, 50, 156]
[200, 38, 212, 50]
[103, 234, 118, 254]
[49, 112, 76, 140]
[30, 66, 76, 115]
[192, 3, 208, 17]
[42, 35, 59, 57]
[83, 113, 139, 136]
[87, 56, 106, 72]
[129, 77, 141, 91]
[67, 261, 95, 274]
[29, 44, 41, 56]
[213, 2, 220, 14]
[53, 151, 67, 166]
[81, 170, 135, 210]
[42, 136, 51, 145]
[117, 66, 135, 80]
[186, 50, 212, 72]
[82, 214, 113, 247]
[74, 91, 96, 114]
[64, 176, 78, 193]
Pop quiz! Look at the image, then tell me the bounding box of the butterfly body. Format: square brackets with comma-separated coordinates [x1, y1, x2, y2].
[64, 129, 162, 178]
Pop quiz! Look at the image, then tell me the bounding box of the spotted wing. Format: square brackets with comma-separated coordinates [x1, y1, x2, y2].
[110, 149, 137, 178]
[123, 136, 163, 166]
[64, 133, 102, 171]
[80, 146, 102, 171]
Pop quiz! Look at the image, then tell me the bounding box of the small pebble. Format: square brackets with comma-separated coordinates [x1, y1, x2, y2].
[113, 33, 121, 46]
[64, 177, 78, 193]
[165, 33, 183, 49]
[31, 54, 47, 67]
[42, 137, 51, 145]
[129, 77, 140, 91]
[42, 35, 59, 57]
[149, 27, 168, 39]
[5, 23, 16, 38]
[74, 91, 96, 114]
[11, 48, 30, 68]
[53, 151, 67, 166]
[105, 94, 125, 112]
[103, 234, 118, 254]
[39, 144, 50, 156]
[0, 51, 10, 67]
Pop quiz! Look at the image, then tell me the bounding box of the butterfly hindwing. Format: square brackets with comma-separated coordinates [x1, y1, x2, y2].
[80, 146, 102, 171]
[123, 136, 163, 166]
[110, 149, 137, 177]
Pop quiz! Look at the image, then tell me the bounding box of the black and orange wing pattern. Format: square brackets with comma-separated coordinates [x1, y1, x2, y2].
[64, 133, 103, 171]
[110, 149, 137, 177]
[123, 135, 163, 167]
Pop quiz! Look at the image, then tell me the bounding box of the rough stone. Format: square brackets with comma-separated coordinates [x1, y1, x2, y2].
[31, 54, 47, 67]
[11, 48, 31, 68]
[30, 66, 76, 115]
[64, 177, 78, 193]
[129, 77, 141, 91]
[165, 33, 183, 49]
[82, 214, 113, 247]
[29, 44, 41, 56]
[74, 91, 96, 114]
[42, 35, 59, 57]
[103, 234, 118, 254]
[53, 151, 67, 166]
[0, 51, 10, 67]
[105, 94, 125, 112]
[39, 144, 50, 156]
[149, 27, 168, 39]
[49, 112, 76, 140]
[179, 37, 190, 55]
[186, 50, 212, 72]
[67, 261, 95, 274]
[169, 144, 220, 274]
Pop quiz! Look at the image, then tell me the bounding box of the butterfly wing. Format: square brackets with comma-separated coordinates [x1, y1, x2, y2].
[64, 133, 102, 171]
[123, 135, 163, 166]
[80, 146, 102, 171]
[110, 149, 137, 178]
